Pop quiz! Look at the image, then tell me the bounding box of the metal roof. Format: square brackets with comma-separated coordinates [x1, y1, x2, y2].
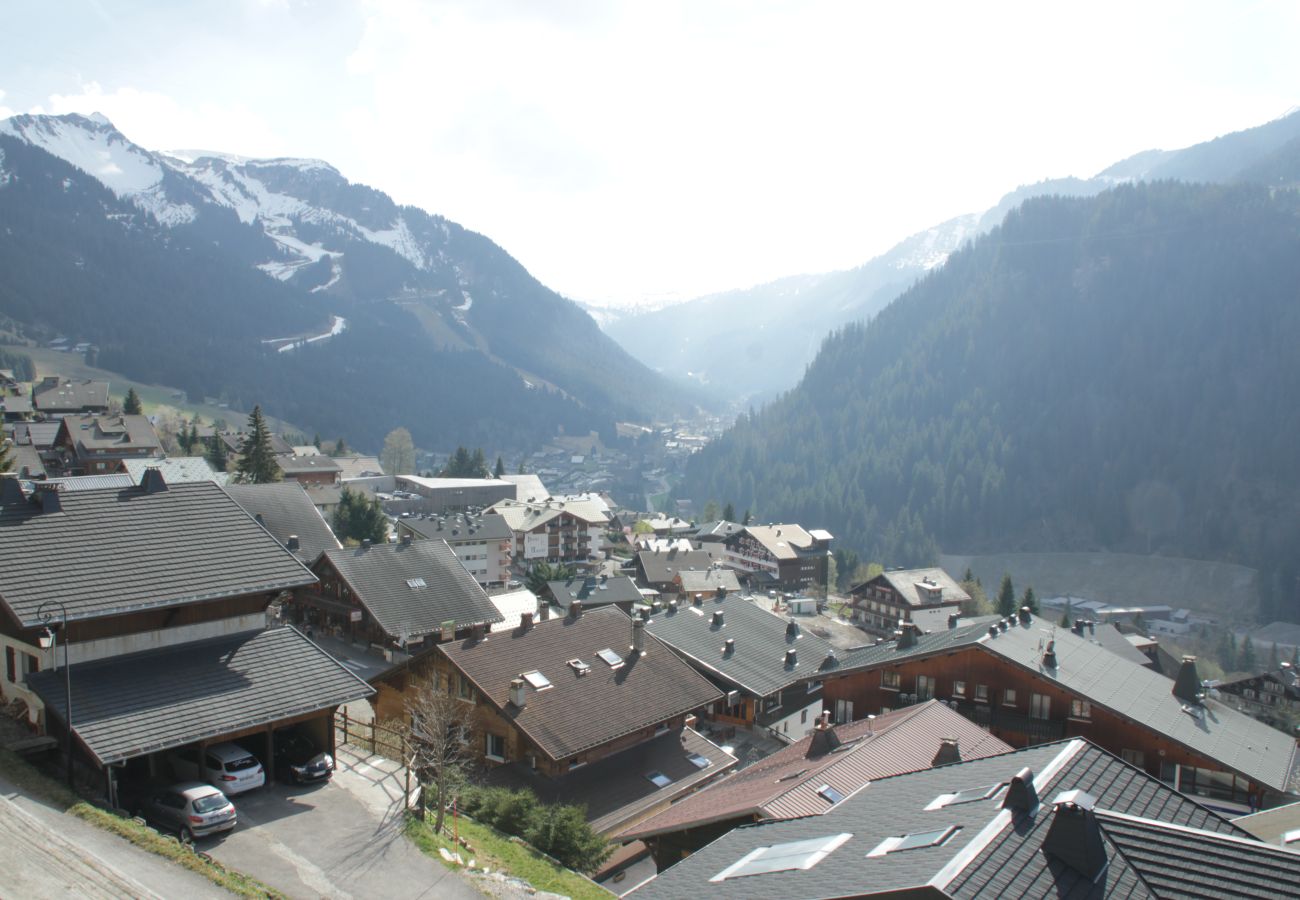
[547, 575, 643, 609]
[28, 626, 373, 765]
[0, 479, 317, 627]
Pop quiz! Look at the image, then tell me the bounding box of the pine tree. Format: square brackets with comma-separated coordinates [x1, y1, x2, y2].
[997, 574, 1016, 618]
[1268, 641, 1280, 672]
[1218, 630, 1238, 672]
[313, 433, 322, 450]
[722, 502, 736, 522]
[206, 434, 229, 472]
[516, 458, 527, 474]
[333, 438, 347, 455]
[494, 456, 505, 479]
[332, 487, 388, 544]
[1059, 602, 1073, 628]
[1240, 635, 1257, 673]
[235, 406, 281, 484]
[742, 509, 751, 526]
[123, 388, 143, 415]
[1021, 586, 1038, 615]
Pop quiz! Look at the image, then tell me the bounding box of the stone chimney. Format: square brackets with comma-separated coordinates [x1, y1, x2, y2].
[693, 593, 704, 607]
[948, 613, 960, 629]
[784, 648, 798, 667]
[287, 534, 301, 551]
[520, 611, 534, 630]
[931, 736, 961, 767]
[1002, 767, 1039, 814]
[1042, 791, 1106, 881]
[141, 467, 168, 494]
[538, 603, 551, 621]
[509, 678, 527, 708]
[631, 618, 646, 654]
[1042, 640, 1058, 669]
[805, 711, 842, 757]
[786, 620, 800, 639]
[1172, 655, 1202, 704]
[569, 599, 583, 619]
[723, 637, 735, 656]
[896, 623, 917, 649]
[711, 610, 724, 628]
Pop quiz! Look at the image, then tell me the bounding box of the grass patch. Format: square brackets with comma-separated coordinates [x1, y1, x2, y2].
[405, 812, 614, 900]
[0, 748, 283, 899]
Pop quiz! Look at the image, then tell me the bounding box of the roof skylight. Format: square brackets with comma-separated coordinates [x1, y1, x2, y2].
[406, 577, 427, 589]
[867, 825, 961, 857]
[646, 771, 673, 788]
[522, 670, 552, 690]
[597, 647, 624, 667]
[817, 784, 845, 804]
[710, 833, 853, 882]
[687, 752, 712, 769]
[925, 782, 1006, 810]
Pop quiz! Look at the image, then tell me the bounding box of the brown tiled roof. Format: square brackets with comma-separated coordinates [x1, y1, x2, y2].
[440, 606, 724, 762]
[620, 701, 1011, 840]
[852, 567, 969, 608]
[58, 414, 162, 454]
[485, 726, 737, 835]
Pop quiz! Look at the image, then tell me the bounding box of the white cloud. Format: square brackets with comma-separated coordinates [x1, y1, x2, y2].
[0, 88, 13, 120]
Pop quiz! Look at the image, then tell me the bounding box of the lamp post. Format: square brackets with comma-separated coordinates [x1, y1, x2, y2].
[36, 600, 73, 788]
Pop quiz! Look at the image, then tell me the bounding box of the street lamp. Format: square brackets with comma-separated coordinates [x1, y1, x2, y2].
[36, 600, 73, 788]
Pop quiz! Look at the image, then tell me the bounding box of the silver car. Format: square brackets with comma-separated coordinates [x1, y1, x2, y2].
[137, 781, 237, 842]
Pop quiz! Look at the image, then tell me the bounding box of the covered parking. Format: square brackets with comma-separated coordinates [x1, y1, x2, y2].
[28, 626, 373, 806]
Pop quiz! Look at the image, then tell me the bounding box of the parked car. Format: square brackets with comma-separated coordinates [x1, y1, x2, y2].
[168, 742, 265, 795]
[136, 781, 236, 842]
[274, 732, 335, 784]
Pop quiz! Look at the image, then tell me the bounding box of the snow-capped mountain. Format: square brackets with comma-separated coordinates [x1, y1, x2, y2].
[0, 112, 693, 450]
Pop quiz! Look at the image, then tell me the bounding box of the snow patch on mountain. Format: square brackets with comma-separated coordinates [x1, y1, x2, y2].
[310, 261, 343, 294]
[0, 146, 8, 188]
[261, 315, 348, 352]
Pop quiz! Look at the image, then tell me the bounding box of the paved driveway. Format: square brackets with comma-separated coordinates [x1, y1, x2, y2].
[206, 746, 481, 899]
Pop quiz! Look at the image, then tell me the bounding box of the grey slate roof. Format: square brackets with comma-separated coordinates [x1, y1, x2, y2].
[12, 421, 61, 449]
[632, 739, 1288, 900]
[28, 626, 373, 765]
[124, 457, 229, 486]
[32, 378, 109, 412]
[58, 414, 162, 454]
[400, 512, 513, 544]
[321, 540, 503, 640]
[547, 575, 643, 610]
[42, 473, 136, 491]
[440, 606, 724, 761]
[224, 481, 342, 564]
[694, 520, 744, 541]
[825, 614, 1300, 794]
[643, 595, 838, 698]
[485, 726, 737, 835]
[636, 548, 721, 585]
[0, 480, 317, 627]
[276, 454, 341, 476]
[678, 568, 742, 594]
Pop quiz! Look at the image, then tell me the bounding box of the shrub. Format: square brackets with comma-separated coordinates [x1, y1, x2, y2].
[456, 784, 610, 874]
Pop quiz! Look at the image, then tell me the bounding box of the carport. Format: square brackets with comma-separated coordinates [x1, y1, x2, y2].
[29, 626, 373, 806]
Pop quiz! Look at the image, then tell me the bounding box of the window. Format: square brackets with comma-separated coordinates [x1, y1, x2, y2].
[952, 680, 966, 698]
[646, 771, 673, 788]
[458, 674, 473, 699]
[817, 784, 845, 804]
[881, 670, 901, 690]
[485, 733, 506, 762]
[834, 698, 854, 724]
[1002, 688, 1017, 706]
[655, 723, 670, 736]
[406, 577, 427, 589]
[801, 709, 808, 724]
[710, 833, 853, 882]
[686, 753, 711, 769]
[807, 680, 822, 694]
[916, 675, 935, 701]
[867, 826, 961, 857]
[1120, 749, 1145, 768]
[1070, 699, 1091, 719]
[597, 647, 624, 668]
[1030, 693, 1051, 720]
[522, 670, 552, 690]
[974, 684, 989, 702]
[4, 646, 13, 683]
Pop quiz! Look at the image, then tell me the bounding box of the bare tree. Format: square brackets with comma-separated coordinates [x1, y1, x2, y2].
[403, 680, 476, 834]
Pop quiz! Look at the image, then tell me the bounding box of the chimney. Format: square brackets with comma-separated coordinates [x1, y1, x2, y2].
[141, 467, 168, 493]
[1172, 655, 1202, 704]
[723, 637, 735, 656]
[470, 623, 485, 641]
[786, 620, 800, 639]
[287, 534, 301, 551]
[948, 613, 960, 630]
[361, 538, 371, 550]
[520, 611, 534, 630]
[1042, 792, 1107, 881]
[1018, 606, 1031, 625]
[820, 650, 838, 671]
[570, 599, 583, 618]
[999, 619, 1010, 632]
[931, 736, 961, 767]
[539, 603, 551, 621]
[1002, 767, 1039, 814]
[1087, 620, 1095, 635]
[34, 482, 62, 514]
[711, 610, 724, 628]
[806, 712, 842, 757]
[988, 625, 999, 639]
[1, 476, 24, 505]
[509, 678, 527, 708]
[632, 618, 646, 654]
[717, 586, 728, 600]
[401, 532, 413, 546]
[896, 624, 917, 649]
[784, 648, 797, 667]
[1071, 620, 1085, 635]
[693, 593, 703, 607]
[1042, 640, 1057, 669]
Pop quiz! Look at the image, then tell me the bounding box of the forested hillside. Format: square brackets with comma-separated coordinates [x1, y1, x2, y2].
[678, 181, 1300, 619]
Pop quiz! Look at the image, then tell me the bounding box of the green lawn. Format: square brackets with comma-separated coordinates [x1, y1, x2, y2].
[405, 812, 614, 900]
[0, 748, 282, 899]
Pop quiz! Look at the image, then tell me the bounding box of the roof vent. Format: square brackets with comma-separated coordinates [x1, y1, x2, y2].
[141, 467, 168, 493]
[1172, 655, 1202, 704]
[1042, 791, 1106, 881]
[287, 534, 301, 551]
[711, 610, 724, 628]
[632, 618, 646, 654]
[723, 637, 735, 656]
[1018, 606, 1031, 625]
[1042, 640, 1057, 669]
[786, 620, 801, 639]
[998, 619, 1009, 632]
[1001, 767, 1038, 814]
[785, 648, 798, 667]
[931, 736, 961, 767]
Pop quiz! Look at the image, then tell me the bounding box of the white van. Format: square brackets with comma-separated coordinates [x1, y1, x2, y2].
[168, 742, 266, 795]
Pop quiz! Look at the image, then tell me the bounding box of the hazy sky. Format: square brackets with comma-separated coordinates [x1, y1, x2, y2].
[2, 1, 1296, 306]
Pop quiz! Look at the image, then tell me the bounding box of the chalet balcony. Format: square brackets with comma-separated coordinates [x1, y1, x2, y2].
[953, 700, 1066, 745]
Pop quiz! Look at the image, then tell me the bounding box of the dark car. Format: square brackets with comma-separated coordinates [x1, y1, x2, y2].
[137, 781, 236, 842]
[275, 732, 334, 784]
